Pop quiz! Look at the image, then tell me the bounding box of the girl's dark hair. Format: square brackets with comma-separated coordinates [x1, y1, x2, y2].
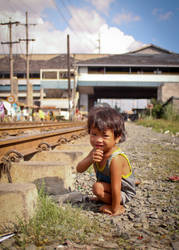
[88, 106, 126, 143]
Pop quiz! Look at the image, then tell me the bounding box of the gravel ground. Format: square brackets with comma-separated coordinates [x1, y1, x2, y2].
[72, 122, 179, 249]
[1, 122, 179, 249]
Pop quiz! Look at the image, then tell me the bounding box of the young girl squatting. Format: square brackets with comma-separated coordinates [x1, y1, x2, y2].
[76, 106, 136, 216]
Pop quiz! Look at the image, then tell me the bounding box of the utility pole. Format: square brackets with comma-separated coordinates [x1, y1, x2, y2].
[19, 11, 35, 107]
[67, 34, 71, 120]
[97, 32, 101, 54]
[72, 54, 77, 121]
[1, 18, 20, 98]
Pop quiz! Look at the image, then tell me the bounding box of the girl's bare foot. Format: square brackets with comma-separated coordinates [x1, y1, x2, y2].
[99, 204, 125, 216]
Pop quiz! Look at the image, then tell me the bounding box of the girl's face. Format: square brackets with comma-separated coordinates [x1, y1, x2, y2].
[90, 126, 120, 153]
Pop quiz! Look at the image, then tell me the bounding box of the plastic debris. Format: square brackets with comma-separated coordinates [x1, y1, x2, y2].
[0, 233, 15, 243]
[168, 176, 179, 182]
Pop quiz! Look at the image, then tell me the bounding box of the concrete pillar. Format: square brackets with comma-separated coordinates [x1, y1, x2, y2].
[27, 82, 33, 107]
[0, 183, 38, 226]
[12, 77, 18, 102]
[158, 82, 179, 102]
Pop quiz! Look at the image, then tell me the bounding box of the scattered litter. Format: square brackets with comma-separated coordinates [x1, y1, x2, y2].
[52, 191, 89, 204]
[0, 233, 15, 243]
[167, 176, 179, 182]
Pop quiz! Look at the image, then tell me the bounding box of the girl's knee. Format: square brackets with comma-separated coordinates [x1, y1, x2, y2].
[92, 182, 103, 196]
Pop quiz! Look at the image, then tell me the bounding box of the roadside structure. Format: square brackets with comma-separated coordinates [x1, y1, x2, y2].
[0, 44, 179, 116]
[76, 44, 179, 111]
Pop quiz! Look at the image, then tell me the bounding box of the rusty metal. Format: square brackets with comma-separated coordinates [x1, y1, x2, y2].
[0, 156, 12, 183]
[58, 137, 68, 144]
[4, 150, 24, 162]
[0, 125, 87, 164]
[0, 151, 20, 183]
[0, 150, 24, 182]
[71, 134, 79, 140]
[0, 121, 85, 137]
[37, 142, 51, 151]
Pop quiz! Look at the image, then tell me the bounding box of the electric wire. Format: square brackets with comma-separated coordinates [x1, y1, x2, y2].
[62, 0, 96, 47]
[51, 0, 95, 52]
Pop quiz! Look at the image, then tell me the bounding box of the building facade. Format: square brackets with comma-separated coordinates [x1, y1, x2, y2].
[76, 44, 179, 111]
[0, 44, 179, 114]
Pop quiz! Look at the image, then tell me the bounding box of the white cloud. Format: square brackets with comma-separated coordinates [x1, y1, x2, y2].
[69, 7, 105, 33]
[86, 0, 114, 14]
[0, 0, 143, 54]
[152, 8, 173, 21]
[98, 24, 143, 54]
[159, 11, 173, 21]
[0, 0, 54, 15]
[113, 12, 141, 25]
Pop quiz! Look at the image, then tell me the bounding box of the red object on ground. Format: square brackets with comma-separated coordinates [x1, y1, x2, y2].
[168, 176, 179, 182]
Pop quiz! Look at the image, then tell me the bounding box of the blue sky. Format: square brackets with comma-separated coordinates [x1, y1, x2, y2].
[0, 0, 179, 54]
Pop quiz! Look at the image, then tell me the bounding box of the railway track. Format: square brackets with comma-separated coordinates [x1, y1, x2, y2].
[0, 121, 85, 137]
[0, 121, 87, 166]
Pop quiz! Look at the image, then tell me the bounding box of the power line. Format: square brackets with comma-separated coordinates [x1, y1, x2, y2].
[61, 0, 98, 49]
[0, 18, 20, 98]
[52, 0, 96, 52]
[0, 13, 36, 106]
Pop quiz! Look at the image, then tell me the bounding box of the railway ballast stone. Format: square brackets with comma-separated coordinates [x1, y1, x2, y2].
[1, 122, 178, 249]
[0, 183, 38, 226]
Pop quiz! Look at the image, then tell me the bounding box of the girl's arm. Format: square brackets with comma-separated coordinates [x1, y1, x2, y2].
[76, 150, 94, 173]
[110, 156, 125, 215]
[76, 148, 104, 173]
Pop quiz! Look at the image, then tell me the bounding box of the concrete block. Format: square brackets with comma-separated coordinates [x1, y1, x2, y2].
[0, 183, 38, 226]
[56, 143, 92, 151]
[0, 161, 73, 193]
[30, 150, 83, 165]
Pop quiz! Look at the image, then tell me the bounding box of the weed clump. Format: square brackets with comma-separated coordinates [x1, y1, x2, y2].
[1, 186, 101, 248]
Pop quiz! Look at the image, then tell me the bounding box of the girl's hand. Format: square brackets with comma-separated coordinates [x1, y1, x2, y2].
[93, 148, 103, 162]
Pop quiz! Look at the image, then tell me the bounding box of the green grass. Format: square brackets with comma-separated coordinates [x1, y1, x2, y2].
[0, 187, 101, 248]
[136, 117, 179, 135]
[141, 144, 179, 180]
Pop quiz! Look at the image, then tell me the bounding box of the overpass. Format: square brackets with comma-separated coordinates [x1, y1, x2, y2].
[76, 45, 179, 111]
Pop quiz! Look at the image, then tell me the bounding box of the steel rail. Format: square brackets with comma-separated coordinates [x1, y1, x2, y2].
[0, 125, 87, 163]
[0, 121, 69, 127]
[0, 121, 85, 135]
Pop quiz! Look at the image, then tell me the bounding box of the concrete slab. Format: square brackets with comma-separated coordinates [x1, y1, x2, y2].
[0, 183, 38, 226]
[30, 150, 83, 165]
[0, 161, 73, 194]
[56, 143, 92, 152]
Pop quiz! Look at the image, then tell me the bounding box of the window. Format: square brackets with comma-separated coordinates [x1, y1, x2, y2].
[88, 67, 105, 74]
[0, 73, 10, 78]
[42, 71, 57, 79]
[59, 72, 74, 79]
[106, 67, 129, 74]
[30, 73, 40, 78]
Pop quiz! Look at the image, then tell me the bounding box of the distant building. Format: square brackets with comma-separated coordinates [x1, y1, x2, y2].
[76, 44, 179, 111]
[0, 44, 179, 114]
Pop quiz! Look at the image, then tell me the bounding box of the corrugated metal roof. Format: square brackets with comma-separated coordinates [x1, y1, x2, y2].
[0, 44, 179, 73]
[76, 54, 179, 67]
[0, 54, 74, 73]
